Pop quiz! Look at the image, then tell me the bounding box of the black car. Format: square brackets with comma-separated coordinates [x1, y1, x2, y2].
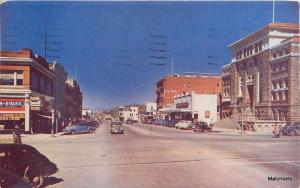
[193, 122, 213, 132]
[281, 123, 300, 136]
[0, 144, 58, 188]
[111, 122, 124, 134]
[0, 168, 32, 188]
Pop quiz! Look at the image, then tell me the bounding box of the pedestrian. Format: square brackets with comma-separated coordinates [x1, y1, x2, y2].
[273, 123, 280, 138]
[13, 125, 22, 144]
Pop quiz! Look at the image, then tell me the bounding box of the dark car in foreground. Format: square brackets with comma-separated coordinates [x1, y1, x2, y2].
[0, 144, 58, 188]
[193, 122, 213, 132]
[0, 168, 32, 188]
[63, 123, 96, 134]
[111, 122, 124, 134]
[282, 123, 300, 136]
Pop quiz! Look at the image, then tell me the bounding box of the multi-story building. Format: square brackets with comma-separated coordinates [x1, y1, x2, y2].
[0, 48, 55, 133]
[145, 102, 157, 116]
[221, 22, 300, 125]
[65, 79, 83, 123]
[156, 73, 221, 109]
[49, 62, 68, 124]
[118, 105, 139, 122]
[172, 92, 218, 124]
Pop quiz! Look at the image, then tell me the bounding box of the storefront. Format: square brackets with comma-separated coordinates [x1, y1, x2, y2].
[160, 92, 218, 124]
[0, 97, 26, 131]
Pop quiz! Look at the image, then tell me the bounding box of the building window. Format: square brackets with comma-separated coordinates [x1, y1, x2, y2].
[259, 42, 262, 51]
[0, 70, 23, 86]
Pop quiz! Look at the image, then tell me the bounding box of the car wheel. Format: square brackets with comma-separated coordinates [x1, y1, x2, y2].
[32, 172, 45, 188]
[88, 129, 92, 133]
[289, 130, 296, 136]
[71, 131, 75, 135]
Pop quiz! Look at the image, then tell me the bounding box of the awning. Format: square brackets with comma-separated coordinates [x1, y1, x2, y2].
[32, 112, 52, 119]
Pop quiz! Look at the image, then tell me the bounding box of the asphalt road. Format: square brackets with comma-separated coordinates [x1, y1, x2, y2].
[31, 123, 300, 188]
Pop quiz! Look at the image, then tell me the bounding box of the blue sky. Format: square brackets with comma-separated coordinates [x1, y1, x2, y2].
[1, 1, 298, 109]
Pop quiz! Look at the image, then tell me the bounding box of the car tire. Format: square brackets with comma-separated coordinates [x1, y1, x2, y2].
[289, 130, 296, 136]
[71, 131, 75, 135]
[88, 129, 92, 133]
[32, 172, 45, 188]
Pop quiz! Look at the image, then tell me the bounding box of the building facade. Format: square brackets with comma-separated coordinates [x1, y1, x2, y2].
[169, 92, 218, 124]
[118, 106, 139, 122]
[65, 79, 83, 123]
[49, 63, 68, 124]
[221, 22, 300, 125]
[156, 73, 221, 109]
[0, 48, 55, 133]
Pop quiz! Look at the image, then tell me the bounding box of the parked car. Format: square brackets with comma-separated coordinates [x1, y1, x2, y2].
[164, 119, 179, 127]
[154, 119, 164, 125]
[111, 122, 124, 134]
[0, 168, 32, 188]
[175, 120, 193, 130]
[193, 121, 213, 132]
[0, 144, 58, 188]
[144, 119, 154, 124]
[63, 123, 96, 134]
[281, 123, 300, 136]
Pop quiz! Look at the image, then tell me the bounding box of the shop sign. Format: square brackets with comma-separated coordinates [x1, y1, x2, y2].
[176, 102, 189, 109]
[30, 101, 42, 107]
[0, 98, 25, 111]
[0, 113, 25, 120]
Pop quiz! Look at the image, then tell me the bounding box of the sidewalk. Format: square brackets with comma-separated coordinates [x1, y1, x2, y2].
[213, 127, 273, 136]
[0, 132, 65, 144]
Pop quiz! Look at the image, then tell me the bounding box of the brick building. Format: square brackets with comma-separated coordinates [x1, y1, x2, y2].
[156, 73, 221, 109]
[65, 79, 83, 123]
[0, 48, 55, 133]
[220, 22, 300, 125]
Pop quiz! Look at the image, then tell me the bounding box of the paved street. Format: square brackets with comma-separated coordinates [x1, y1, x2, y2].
[24, 123, 300, 188]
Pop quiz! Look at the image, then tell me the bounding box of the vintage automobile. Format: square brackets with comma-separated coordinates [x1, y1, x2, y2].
[154, 119, 164, 125]
[193, 121, 213, 132]
[281, 123, 300, 136]
[111, 122, 124, 134]
[175, 120, 193, 130]
[0, 144, 58, 188]
[0, 168, 32, 188]
[164, 119, 179, 127]
[63, 123, 96, 134]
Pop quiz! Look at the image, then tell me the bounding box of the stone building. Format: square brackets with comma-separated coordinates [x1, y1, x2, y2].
[220, 22, 300, 125]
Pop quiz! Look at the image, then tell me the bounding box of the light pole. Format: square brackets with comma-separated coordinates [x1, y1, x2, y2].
[51, 109, 55, 137]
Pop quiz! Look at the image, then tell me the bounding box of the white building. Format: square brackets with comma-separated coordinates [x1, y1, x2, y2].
[118, 106, 139, 122]
[171, 92, 218, 124]
[145, 102, 157, 115]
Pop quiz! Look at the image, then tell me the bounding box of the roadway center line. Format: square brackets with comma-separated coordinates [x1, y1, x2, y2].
[226, 160, 300, 166]
[285, 161, 300, 167]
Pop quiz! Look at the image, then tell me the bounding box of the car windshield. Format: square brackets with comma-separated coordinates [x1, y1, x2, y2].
[112, 122, 122, 125]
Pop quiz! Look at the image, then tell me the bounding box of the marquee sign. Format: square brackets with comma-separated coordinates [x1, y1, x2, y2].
[176, 102, 189, 109]
[0, 98, 25, 111]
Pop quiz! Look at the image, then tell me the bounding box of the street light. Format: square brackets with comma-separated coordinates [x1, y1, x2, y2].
[51, 109, 55, 137]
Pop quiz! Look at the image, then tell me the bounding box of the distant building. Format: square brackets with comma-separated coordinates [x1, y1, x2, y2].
[82, 108, 93, 119]
[156, 73, 221, 109]
[221, 22, 300, 125]
[0, 48, 55, 133]
[49, 62, 68, 122]
[65, 79, 83, 122]
[161, 92, 218, 124]
[118, 105, 139, 122]
[145, 102, 157, 115]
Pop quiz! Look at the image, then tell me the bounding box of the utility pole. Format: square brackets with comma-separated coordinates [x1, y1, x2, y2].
[272, 0, 275, 23]
[44, 19, 47, 62]
[171, 57, 174, 75]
